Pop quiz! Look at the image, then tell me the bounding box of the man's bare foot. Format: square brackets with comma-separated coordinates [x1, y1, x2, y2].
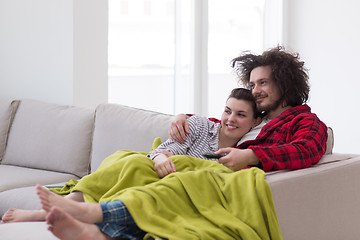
[36, 184, 102, 223]
[46, 207, 109, 240]
[1, 209, 46, 223]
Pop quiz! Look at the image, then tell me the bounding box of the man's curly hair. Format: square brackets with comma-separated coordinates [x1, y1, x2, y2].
[231, 46, 310, 107]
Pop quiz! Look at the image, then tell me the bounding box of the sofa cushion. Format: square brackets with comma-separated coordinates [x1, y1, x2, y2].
[0, 185, 42, 217]
[90, 104, 173, 172]
[0, 165, 78, 192]
[0, 222, 58, 240]
[0, 100, 19, 163]
[0, 181, 74, 218]
[1, 99, 94, 177]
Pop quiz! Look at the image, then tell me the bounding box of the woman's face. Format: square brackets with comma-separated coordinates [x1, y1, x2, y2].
[220, 97, 258, 141]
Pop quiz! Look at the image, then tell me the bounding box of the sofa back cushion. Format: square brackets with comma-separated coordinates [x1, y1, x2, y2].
[0, 100, 19, 163]
[2, 99, 94, 177]
[91, 104, 335, 172]
[91, 104, 173, 172]
[325, 127, 334, 155]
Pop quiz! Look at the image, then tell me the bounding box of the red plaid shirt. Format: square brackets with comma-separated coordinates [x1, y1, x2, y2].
[238, 104, 328, 172]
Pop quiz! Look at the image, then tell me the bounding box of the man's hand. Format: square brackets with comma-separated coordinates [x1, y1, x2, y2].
[153, 153, 176, 178]
[216, 148, 260, 171]
[169, 114, 190, 143]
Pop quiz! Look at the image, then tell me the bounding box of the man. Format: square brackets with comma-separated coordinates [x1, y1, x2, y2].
[169, 46, 328, 172]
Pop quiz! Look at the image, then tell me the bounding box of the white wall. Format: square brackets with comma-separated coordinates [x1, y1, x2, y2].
[285, 0, 360, 153]
[73, 0, 108, 109]
[0, 0, 73, 104]
[0, 0, 108, 109]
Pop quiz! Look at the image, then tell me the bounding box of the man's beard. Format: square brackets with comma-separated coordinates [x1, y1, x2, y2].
[256, 98, 283, 113]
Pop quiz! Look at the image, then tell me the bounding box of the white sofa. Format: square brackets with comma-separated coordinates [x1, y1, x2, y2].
[0, 99, 359, 240]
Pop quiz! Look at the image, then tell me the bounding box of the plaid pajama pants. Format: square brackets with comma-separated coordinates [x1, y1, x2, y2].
[96, 200, 146, 239]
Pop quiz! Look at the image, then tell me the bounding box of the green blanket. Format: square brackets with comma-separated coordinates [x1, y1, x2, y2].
[61, 148, 282, 240]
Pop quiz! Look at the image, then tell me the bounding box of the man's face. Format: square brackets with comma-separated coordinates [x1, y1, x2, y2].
[249, 66, 283, 115]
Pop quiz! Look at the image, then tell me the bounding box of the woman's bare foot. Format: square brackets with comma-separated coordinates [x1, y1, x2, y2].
[66, 191, 84, 202]
[1, 209, 46, 223]
[36, 184, 102, 224]
[46, 207, 109, 240]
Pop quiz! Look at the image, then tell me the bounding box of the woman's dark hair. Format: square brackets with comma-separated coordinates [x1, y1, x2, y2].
[228, 88, 261, 119]
[231, 45, 310, 107]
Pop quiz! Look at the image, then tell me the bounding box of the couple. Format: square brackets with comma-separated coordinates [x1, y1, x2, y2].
[2, 46, 328, 240]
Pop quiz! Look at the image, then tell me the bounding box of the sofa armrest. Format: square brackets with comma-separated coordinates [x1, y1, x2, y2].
[266, 153, 360, 240]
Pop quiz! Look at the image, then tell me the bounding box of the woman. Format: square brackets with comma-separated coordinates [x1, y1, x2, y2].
[2, 88, 262, 224]
[150, 87, 262, 177]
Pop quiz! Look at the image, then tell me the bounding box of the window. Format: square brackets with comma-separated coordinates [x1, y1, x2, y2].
[207, 0, 264, 117]
[108, 0, 176, 114]
[108, 0, 265, 116]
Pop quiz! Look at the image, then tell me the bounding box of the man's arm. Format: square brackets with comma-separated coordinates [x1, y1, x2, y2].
[150, 116, 202, 161]
[216, 148, 260, 171]
[169, 114, 220, 143]
[169, 114, 189, 143]
[248, 114, 328, 172]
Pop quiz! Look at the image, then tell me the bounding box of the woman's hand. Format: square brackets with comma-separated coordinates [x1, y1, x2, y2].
[169, 114, 190, 143]
[216, 148, 260, 171]
[156, 150, 174, 158]
[153, 153, 176, 178]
